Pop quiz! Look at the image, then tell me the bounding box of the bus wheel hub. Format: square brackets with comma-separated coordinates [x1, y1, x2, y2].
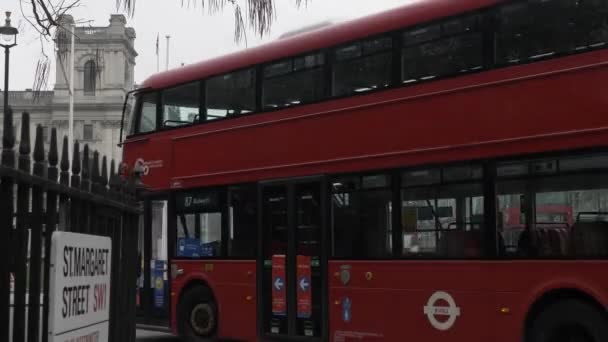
[190, 303, 214, 336]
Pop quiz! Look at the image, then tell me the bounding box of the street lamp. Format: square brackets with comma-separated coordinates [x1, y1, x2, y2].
[0, 11, 19, 115]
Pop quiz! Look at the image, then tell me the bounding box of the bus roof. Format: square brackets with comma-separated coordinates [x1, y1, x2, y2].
[141, 0, 502, 90]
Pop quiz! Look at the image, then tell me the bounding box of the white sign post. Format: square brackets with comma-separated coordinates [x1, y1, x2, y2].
[48, 232, 112, 342]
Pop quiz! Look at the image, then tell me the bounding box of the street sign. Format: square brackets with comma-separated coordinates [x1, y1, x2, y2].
[48, 232, 112, 342]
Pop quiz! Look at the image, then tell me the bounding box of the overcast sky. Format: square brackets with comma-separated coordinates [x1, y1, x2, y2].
[1, 0, 409, 90]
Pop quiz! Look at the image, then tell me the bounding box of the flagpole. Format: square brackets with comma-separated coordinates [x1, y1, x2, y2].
[165, 35, 171, 71]
[156, 33, 159, 72]
[68, 23, 75, 167]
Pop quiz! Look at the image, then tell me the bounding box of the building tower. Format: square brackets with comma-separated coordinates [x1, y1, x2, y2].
[53, 14, 137, 163]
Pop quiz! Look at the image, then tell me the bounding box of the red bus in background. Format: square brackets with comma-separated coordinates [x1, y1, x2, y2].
[124, 0, 608, 341]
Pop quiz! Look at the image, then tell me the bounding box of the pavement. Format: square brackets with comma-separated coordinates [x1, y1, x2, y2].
[136, 329, 181, 341]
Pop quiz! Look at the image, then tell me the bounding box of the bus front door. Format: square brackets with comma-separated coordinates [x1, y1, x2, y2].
[136, 197, 171, 328]
[259, 180, 328, 341]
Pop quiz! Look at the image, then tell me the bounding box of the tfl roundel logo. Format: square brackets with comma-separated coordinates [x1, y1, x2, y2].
[423, 291, 461, 331]
[135, 158, 150, 176]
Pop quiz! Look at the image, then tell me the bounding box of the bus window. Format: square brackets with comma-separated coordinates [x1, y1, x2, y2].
[332, 36, 392, 96]
[137, 93, 158, 134]
[401, 166, 485, 258]
[497, 180, 528, 256]
[206, 68, 256, 121]
[125, 92, 138, 136]
[497, 154, 608, 258]
[175, 190, 224, 258]
[331, 174, 392, 258]
[162, 82, 200, 128]
[495, 0, 579, 64]
[402, 14, 483, 84]
[574, 0, 608, 49]
[176, 212, 223, 258]
[228, 185, 258, 258]
[263, 53, 325, 109]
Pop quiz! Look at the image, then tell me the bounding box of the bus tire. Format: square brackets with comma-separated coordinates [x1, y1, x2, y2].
[528, 299, 608, 342]
[178, 286, 218, 341]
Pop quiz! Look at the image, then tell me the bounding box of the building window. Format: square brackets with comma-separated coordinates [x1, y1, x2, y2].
[84, 60, 96, 95]
[83, 124, 94, 141]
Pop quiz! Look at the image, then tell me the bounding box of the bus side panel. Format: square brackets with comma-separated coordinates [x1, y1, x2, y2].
[328, 261, 608, 342]
[122, 136, 172, 190]
[328, 261, 494, 341]
[171, 260, 257, 341]
[165, 51, 608, 190]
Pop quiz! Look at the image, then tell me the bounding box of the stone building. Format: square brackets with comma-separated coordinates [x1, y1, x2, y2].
[0, 14, 137, 165]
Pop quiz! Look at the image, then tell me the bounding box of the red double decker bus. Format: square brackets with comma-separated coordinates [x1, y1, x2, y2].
[125, 0, 608, 341]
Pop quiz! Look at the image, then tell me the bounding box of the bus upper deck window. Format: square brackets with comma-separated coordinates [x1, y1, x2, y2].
[137, 93, 158, 134]
[162, 82, 201, 128]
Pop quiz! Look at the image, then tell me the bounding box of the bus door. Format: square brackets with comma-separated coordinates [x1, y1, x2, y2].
[136, 197, 171, 327]
[258, 179, 328, 341]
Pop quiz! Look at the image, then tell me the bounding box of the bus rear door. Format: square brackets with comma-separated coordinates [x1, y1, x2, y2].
[258, 178, 329, 341]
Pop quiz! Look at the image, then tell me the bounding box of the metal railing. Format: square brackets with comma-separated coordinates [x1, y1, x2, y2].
[0, 107, 141, 342]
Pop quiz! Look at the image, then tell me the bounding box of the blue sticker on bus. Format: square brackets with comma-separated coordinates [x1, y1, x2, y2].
[177, 238, 215, 257]
[342, 297, 352, 323]
[153, 260, 166, 308]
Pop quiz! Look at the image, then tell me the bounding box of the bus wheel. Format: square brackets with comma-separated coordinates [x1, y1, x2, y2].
[529, 300, 608, 342]
[178, 286, 217, 341]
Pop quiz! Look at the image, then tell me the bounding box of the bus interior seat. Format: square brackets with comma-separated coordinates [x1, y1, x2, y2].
[517, 229, 537, 257]
[571, 221, 608, 257]
[555, 227, 570, 255]
[439, 229, 482, 258]
[546, 229, 563, 256]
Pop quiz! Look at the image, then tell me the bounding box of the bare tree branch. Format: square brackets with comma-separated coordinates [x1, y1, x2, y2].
[115, 0, 308, 43]
[30, 0, 51, 36]
[37, 0, 59, 28]
[20, 0, 309, 95]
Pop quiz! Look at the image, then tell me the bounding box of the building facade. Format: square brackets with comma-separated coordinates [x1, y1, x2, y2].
[0, 14, 137, 165]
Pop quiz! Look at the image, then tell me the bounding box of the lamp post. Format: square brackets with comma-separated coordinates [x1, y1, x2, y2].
[0, 11, 19, 115]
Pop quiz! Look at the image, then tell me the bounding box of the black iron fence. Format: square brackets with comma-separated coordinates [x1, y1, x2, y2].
[0, 108, 141, 342]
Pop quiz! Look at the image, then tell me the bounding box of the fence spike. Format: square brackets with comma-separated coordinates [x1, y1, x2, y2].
[48, 128, 58, 167]
[101, 156, 109, 189]
[92, 151, 100, 182]
[109, 160, 122, 197]
[110, 159, 116, 180]
[72, 141, 81, 176]
[2, 106, 14, 148]
[60, 136, 70, 186]
[91, 151, 100, 193]
[109, 159, 118, 195]
[1, 106, 15, 167]
[47, 128, 59, 182]
[18, 112, 31, 172]
[33, 125, 46, 177]
[71, 141, 81, 189]
[81, 144, 90, 192]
